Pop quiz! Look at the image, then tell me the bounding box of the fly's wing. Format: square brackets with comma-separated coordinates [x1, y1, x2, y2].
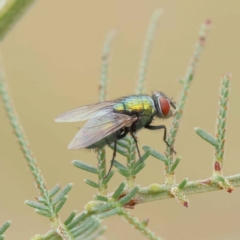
[55, 101, 116, 122]
[68, 113, 137, 149]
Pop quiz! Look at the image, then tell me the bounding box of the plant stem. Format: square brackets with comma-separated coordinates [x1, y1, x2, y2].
[136, 9, 162, 95]
[213, 73, 231, 175]
[0, 64, 63, 227]
[133, 174, 240, 204]
[165, 19, 211, 183]
[99, 30, 116, 102]
[97, 30, 116, 195]
[126, 137, 137, 188]
[119, 208, 162, 240]
[97, 148, 107, 195]
[0, 0, 37, 41]
[124, 10, 162, 187]
[105, 174, 239, 206]
[166, 19, 211, 159]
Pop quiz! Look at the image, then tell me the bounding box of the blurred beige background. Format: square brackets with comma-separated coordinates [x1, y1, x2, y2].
[0, 1, 240, 239]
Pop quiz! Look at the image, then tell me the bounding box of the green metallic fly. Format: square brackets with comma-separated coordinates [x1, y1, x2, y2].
[55, 91, 176, 177]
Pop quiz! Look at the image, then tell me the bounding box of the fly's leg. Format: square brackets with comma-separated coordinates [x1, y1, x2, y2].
[129, 130, 142, 161]
[118, 127, 129, 140]
[104, 128, 129, 179]
[105, 128, 129, 148]
[104, 140, 117, 179]
[144, 125, 176, 154]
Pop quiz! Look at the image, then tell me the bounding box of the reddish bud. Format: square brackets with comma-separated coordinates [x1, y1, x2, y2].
[201, 179, 211, 185]
[183, 201, 189, 208]
[205, 19, 212, 25]
[227, 188, 233, 193]
[199, 37, 205, 43]
[214, 161, 221, 171]
[124, 205, 134, 209]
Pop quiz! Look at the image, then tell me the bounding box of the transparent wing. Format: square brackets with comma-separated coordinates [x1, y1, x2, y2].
[68, 113, 137, 149]
[55, 101, 116, 122]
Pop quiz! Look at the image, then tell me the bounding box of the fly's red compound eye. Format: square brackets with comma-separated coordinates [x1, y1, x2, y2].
[159, 97, 170, 116]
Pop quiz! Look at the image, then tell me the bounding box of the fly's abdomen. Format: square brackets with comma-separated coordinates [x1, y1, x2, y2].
[86, 130, 121, 149]
[113, 95, 155, 116]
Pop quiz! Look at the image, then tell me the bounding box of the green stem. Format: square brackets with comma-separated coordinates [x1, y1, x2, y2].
[136, 9, 162, 94]
[97, 30, 116, 195]
[99, 30, 116, 102]
[97, 148, 107, 195]
[126, 137, 136, 188]
[133, 174, 240, 204]
[166, 19, 211, 158]
[0, 0, 37, 41]
[104, 174, 239, 207]
[214, 73, 231, 175]
[0, 66, 61, 225]
[119, 208, 162, 240]
[123, 10, 162, 187]
[165, 19, 211, 181]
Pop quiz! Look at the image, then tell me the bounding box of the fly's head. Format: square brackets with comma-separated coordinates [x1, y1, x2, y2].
[152, 91, 176, 119]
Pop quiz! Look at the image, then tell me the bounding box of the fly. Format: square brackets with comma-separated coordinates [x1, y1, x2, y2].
[55, 91, 177, 177]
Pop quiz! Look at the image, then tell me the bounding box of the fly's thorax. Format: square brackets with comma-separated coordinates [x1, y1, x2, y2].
[132, 115, 153, 131]
[113, 95, 156, 116]
[152, 91, 176, 119]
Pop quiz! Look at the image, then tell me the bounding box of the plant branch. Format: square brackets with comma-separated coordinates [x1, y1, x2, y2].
[163, 19, 211, 185]
[97, 30, 116, 195]
[127, 174, 240, 205]
[0, 66, 49, 197]
[99, 30, 116, 102]
[136, 9, 162, 95]
[166, 19, 211, 160]
[214, 73, 231, 175]
[195, 73, 233, 193]
[0, 62, 70, 237]
[120, 9, 162, 187]
[0, 0, 37, 41]
[119, 208, 162, 240]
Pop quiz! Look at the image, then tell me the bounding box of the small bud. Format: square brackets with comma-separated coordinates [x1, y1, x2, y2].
[214, 161, 221, 171]
[200, 179, 211, 185]
[85, 201, 98, 212]
[141, 218, 149, 227]
[227, 188, 233, 193]
[206, 19, 212, 25]
[170, 187, 189, 208]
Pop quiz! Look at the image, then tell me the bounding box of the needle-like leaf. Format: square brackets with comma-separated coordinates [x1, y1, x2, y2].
[195, 128, 218, 147]
[72, 160, 99, 174]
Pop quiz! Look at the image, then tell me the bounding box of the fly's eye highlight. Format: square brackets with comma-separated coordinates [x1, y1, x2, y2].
[159, 97, 170, 116]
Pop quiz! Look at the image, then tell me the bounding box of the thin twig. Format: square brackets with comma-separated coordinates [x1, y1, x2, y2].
[0, 63, 63, 227]
[119, 208, 162, 240]
[97, 30, 116, 195]
[214, 73, 231, 175]
[124, 9, 162, 187]
[128, 174, 240, 204]
[136, 9, 162, 94]
[0, 0, 37, 41]
[164, 19, 212, 184]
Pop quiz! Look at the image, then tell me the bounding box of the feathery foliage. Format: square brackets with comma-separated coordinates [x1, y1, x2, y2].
[0, 2, 239, 240]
